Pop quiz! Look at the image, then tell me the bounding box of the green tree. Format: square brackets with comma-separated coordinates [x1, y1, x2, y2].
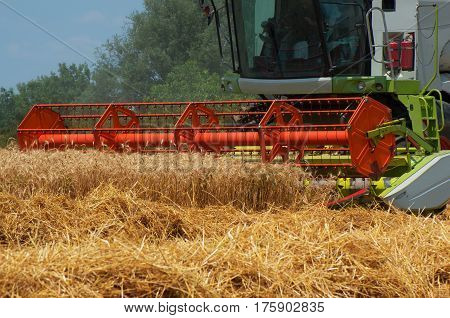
[77, 61, 123, 102]
[16, 63, 91, 106]
[0, 88, 18, 146]
[147, 60, 237, 102]
[90, 0, 223, 101]
[15, 63, 91, 121]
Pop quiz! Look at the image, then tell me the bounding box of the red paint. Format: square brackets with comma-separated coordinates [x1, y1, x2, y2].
[401, 39, 415, 71]
[17, 97, 396, 178]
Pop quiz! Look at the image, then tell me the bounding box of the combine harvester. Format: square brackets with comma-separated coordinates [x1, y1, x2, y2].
[18, 0, 450, 212]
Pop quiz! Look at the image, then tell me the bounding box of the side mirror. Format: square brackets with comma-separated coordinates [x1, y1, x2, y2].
[198, 0, 215, 25]
[198, 0, 225, 62]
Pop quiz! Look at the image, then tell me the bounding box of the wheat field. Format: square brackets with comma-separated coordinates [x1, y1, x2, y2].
[0, 148, 448, 298]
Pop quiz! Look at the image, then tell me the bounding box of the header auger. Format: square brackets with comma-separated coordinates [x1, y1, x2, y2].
[17, 0, 450, 212]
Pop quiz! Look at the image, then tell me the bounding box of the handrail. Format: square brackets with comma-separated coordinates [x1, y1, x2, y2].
[427, 89, 445, 132]
[365, 7, 395, 77]
[418, 96, 430, 132]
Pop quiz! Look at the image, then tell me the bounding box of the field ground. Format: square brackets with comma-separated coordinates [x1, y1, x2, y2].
[0, 149, 448, 297]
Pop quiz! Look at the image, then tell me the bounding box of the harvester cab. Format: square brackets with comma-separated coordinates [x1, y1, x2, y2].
[18, 0, 450, 212]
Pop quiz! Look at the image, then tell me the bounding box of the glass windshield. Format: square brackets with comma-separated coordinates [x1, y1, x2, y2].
[320, 1, 367, 74]
[233, 0, 367, 79]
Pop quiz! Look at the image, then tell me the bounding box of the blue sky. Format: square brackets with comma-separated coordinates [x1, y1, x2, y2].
[0, 0, 144, 88]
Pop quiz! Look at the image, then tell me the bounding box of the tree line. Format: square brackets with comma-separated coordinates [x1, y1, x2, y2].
[0, 0, 239, 146]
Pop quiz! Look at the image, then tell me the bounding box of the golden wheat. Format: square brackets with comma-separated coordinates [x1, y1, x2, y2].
[0, 149, 324, 209]
[0, 148, 448, 298]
